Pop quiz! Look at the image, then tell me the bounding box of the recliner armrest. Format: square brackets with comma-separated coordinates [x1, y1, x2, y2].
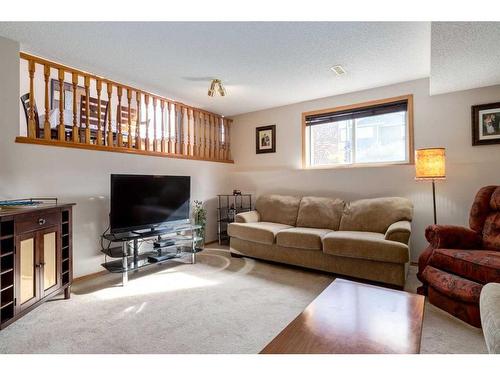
[385, 220, 411, 244]
[425, 225, 483, 249]
[235, 210, 260, 223]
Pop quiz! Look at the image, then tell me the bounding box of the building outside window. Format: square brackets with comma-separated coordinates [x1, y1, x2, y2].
[303, 95, 413, 168]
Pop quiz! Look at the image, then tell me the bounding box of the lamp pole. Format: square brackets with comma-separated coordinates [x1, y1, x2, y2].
[432, 179, 437, 225]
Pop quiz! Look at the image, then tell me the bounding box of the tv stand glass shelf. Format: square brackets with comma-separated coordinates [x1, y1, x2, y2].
[101, 224, 202, 285]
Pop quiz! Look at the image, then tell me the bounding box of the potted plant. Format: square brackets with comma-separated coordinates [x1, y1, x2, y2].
[193, 200, 207, 250]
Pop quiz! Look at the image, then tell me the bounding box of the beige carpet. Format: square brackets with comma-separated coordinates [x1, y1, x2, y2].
[0, 245, 487, 354]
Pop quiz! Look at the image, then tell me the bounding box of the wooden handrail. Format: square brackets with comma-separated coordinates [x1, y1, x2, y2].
[18, 52, 233, 163]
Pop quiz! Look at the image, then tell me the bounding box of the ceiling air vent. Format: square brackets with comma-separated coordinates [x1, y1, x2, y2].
[330, 65, 346, 76]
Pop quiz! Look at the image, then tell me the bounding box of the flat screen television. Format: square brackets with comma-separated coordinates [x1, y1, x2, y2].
[110, 174, 191, 234]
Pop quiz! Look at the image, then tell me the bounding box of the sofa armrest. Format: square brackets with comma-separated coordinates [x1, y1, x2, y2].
[425, 225, 483, 249]
[235, 210, 260, 223]
[385, 220, 411, 244]
[480, 283, 500, 354]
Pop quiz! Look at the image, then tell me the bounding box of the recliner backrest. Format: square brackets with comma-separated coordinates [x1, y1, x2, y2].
[470, 186, 500, 251]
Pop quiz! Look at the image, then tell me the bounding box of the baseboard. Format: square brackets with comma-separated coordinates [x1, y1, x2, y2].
[73, 270, 108, 284]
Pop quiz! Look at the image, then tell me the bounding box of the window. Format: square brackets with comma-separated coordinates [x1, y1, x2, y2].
[303, 95, 413, 168]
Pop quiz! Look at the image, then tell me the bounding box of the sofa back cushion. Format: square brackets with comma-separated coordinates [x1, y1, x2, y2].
[256, 194, 301, 226]
[296, 196, 345, 230]
[339, 197, 413, 234]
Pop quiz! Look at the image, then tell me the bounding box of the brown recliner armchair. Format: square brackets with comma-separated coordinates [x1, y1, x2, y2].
[417, 185, 500, 327]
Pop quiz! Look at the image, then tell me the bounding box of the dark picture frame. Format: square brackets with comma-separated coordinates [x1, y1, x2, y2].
[472, 101, 500, 146]
[256, 124, 276, 154]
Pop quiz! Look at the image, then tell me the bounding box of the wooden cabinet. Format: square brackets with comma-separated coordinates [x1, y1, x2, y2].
[0, 204, 74, 329]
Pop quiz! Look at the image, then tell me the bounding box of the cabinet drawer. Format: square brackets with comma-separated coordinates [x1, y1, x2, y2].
[15, 211, 60, 233]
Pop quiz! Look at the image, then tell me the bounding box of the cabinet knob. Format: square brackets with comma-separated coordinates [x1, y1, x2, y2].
[38, 218, 46, 225]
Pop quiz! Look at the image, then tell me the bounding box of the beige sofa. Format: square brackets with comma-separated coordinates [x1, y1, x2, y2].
[228, 194, 413, 287]
[480, 283, 500, 354]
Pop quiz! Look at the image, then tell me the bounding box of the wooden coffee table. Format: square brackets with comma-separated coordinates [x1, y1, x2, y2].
[260, 278, 425, 354]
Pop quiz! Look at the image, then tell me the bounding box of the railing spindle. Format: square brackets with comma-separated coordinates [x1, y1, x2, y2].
[127, 89, 132, 149]
[96, 79, 103, 146]
[144, 94, 150, 151]
[203, 113, 208, 159]
[43, 64, 51, 140]
[167, 102, 172, 154]
[198, 112, 205, 157]
[71, 73, 78, 142]
[107, 82, 113, 147]
[226, 120, 232, 160]
[161, 100, 166, 153]
[215, 116, 220, 160]
[27, 60, 36, 138]
[187, 109, 192, 156]
[117, 86, 123, 147]
[135, 92, 141, 150]
[180, 106, 185, 155]
[211, 115, 215, 159]
[174, 104, 179, 154]
[153, 97, 158, 152]
[58, 69, 65, 141]
[84, 76, 91, 144]
[221, 117, 224, 159]
[192, 110, 197, 157]
[165, 101, 172, 154]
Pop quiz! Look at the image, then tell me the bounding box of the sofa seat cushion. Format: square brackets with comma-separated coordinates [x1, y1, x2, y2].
[422, 265, 482, 304]
[227, 222, 292, 245]
[322, 231, 409, 263]
[276, 227, 333, 250]
[428, 249, 500, 284]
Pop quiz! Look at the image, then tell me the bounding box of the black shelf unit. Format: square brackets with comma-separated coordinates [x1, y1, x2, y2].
[217, 194, 252, 245]
[0, 218, 15, 325]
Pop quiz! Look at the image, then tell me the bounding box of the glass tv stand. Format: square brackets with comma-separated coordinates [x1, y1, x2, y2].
[101, 224, 203, 285]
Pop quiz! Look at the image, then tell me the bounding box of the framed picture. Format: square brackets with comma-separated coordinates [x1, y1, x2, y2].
[256, 125, 276, 154]
[472, 102, 500, 146]
[51, 79, 85, 111]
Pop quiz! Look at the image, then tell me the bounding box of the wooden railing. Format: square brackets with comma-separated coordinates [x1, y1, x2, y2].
[17, 52, 233, 163]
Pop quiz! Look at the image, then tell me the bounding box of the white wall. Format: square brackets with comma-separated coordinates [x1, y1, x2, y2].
[0, 36, 234, 277]
[230, 78, 500, 261]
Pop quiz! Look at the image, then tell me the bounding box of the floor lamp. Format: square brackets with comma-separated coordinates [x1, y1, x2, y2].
[415, 148, 446, 225]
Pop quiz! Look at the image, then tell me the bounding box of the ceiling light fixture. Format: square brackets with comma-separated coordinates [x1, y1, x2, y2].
[330, 65, 346, 76]
[208, 79, 227, 97]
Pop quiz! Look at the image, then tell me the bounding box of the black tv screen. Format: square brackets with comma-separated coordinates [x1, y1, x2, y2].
[110, 174, 191, 233]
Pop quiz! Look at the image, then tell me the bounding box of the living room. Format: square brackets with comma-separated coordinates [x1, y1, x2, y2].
[1, 1, 500, 373]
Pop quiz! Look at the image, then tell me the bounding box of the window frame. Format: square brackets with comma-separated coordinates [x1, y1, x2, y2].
[301, 94, 414, 169]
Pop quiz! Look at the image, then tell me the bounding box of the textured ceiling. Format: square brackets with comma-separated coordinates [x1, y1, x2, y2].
[0, 22, 432, 116]
[431, 22, 500, 95]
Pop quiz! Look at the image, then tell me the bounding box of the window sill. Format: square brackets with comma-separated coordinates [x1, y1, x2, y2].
[302, 161, 413, 170]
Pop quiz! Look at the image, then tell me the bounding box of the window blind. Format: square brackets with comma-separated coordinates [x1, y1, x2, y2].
[305, 100, 408, 127]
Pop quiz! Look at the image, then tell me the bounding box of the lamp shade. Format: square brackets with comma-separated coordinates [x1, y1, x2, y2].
[415, 148, 446, 180]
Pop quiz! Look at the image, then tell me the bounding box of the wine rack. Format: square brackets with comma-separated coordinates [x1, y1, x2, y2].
[0, 218, 15, 325]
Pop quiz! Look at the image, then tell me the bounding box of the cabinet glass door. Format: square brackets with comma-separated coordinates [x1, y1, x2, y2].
[19, 237, 36, 305]
[43, 232, 57, 290]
